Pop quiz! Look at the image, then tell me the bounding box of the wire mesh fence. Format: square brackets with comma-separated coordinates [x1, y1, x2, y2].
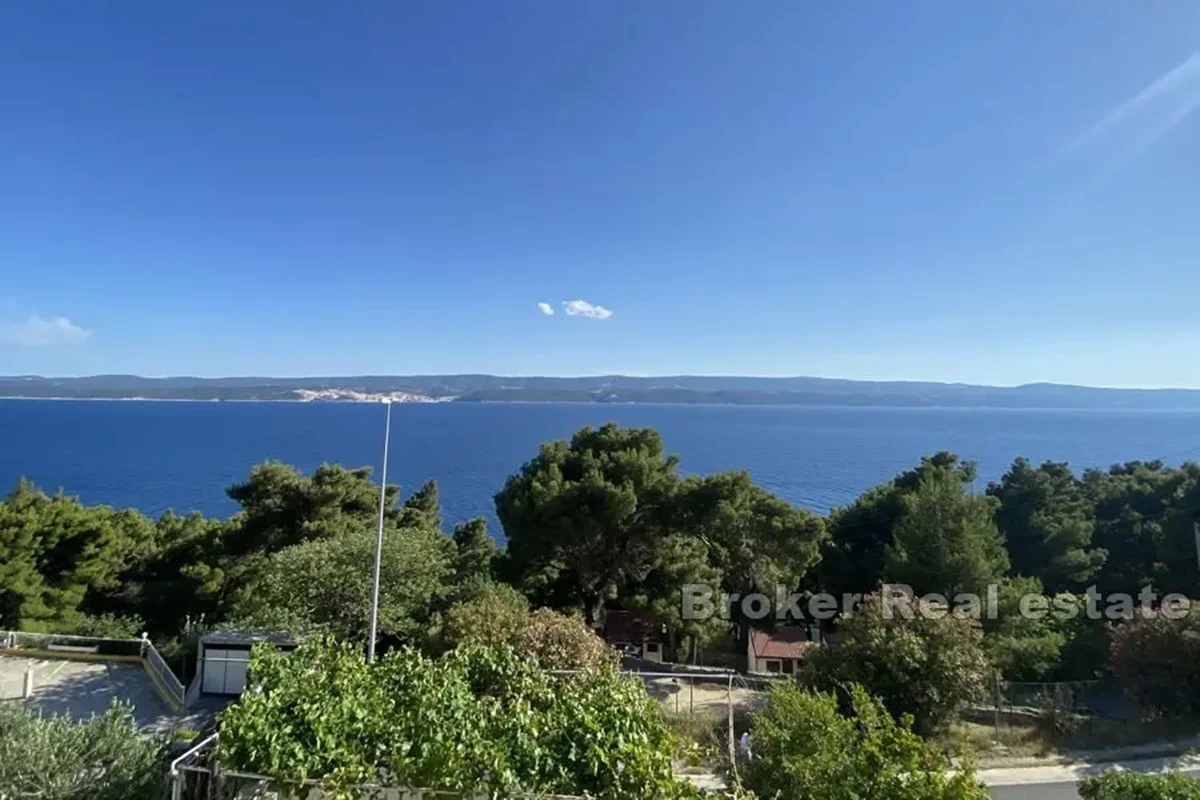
[968, 676, 1141, 750]
[614, 668, 778, 786]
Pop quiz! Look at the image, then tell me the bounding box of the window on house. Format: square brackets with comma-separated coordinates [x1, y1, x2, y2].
[764, 659, 782, 673]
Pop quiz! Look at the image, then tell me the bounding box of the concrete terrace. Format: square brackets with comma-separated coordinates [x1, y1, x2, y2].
[0, 654, 228, 733]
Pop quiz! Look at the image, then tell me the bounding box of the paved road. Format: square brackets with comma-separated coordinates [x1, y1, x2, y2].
[991, 782, 1081, 799]
[986, 766, 1200, 799]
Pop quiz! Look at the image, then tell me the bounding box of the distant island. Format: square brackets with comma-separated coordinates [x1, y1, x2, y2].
[3, 374, 1200, 409]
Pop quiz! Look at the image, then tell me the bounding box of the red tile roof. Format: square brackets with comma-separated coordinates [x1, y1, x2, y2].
[750, 628, 816, 660]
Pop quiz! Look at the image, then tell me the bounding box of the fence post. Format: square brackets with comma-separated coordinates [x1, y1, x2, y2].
[23, 666, 34, 698]
[727, 673, 738, 783]
[993, 672, 1002, 744]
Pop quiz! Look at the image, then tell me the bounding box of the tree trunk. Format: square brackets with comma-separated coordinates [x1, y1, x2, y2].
[585, 595, 604, 628]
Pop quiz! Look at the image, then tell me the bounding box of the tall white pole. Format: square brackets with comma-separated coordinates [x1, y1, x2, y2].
[366, 399, 392, 663]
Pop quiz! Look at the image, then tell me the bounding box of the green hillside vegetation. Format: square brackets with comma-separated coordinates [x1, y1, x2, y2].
[3, 424, 1198, 681]
[4, 423, 1200, 797]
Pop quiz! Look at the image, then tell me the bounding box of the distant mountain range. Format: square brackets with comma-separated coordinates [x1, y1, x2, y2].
[3, 374, 1200, 409]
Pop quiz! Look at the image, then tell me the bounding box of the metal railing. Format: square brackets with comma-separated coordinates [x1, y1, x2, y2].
[1, 629, 188, 710]
[183, 673, 204, 709]
[142, 635, 187, 710]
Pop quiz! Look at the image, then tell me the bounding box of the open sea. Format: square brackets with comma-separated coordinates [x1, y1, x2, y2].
[4, 400, 1200, 536]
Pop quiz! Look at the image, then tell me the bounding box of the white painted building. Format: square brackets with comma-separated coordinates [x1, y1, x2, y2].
[747, 627, 819, 675]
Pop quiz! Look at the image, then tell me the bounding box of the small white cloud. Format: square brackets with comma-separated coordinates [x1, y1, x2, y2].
[562, 300, 613, 320]
[537, 302, 555, 316]
[1, 315, 92, 346]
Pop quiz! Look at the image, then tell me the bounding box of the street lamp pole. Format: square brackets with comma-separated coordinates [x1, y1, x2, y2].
[366, 398, 393, 663]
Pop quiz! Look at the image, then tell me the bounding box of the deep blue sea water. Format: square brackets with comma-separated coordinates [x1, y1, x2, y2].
[4, 400, 1200, 537]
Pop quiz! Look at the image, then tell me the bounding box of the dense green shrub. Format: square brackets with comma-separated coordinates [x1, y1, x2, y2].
[1079, 770, 1200, 800]
[93, 637, 146, 656]
[1109, 611, 1200, 718]
[983, 577, 1069, 681]
[0, 702, 169, 800]
[439, 583, 531, 650]
[440, 587, 618, 671]
[61, 612, 146, 639]
[511, 607, 618, 671]
[744, 682, 989, 800]
[219, 637, 698, 799]
[802, 592, 991, 735]
[230, 523, 452, 644]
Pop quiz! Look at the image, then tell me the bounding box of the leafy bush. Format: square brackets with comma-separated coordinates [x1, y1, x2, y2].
[229, 523, 452, 644]
[155, 614, 211, 684]
[439, 582, 530, 650]
[983, 578, 1070, 681]
[1053, 598, 1114, 680]
[744, 682, 989, 800]
[0, 702, 169, 800]
[219, 637, 698, 799]
[440, 592, 617, 671]
[1109, 611, 1200, 718]
[1079, 770, 1200, 799]
[802, 592, 990, 735]
[512, 607, 618, 671]
[93, 637, 146, 656]
[59, 612, 146, 639]
[663, 709, 724, 767]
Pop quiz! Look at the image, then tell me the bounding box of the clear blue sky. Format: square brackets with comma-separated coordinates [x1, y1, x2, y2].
[2, 2, 1198, 387]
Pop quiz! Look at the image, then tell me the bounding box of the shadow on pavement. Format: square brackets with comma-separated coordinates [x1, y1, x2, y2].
[28, 662, 170, 728]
